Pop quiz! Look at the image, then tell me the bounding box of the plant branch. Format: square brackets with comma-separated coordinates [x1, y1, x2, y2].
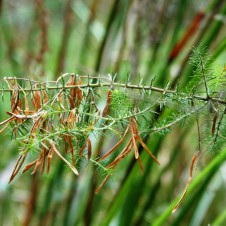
[1, 76, 226, 105]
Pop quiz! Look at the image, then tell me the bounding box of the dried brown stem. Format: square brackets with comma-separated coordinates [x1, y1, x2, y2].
[99, 124, 130, 161]
[9, 154, 27, 183]
[172, 152, 198, 213]
[51, 141, 79, 176]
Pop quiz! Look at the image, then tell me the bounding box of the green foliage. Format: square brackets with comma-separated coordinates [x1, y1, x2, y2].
[110, 89, 132, 118]
[1, 1, 226, 226]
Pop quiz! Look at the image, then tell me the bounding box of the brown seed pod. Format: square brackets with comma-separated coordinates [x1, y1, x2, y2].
[42, 89, 48, 104]
[32, 84, 42, 112]
[102, 90, 112, 117]
[11, 84, 20, 112]
[50, 142, 79, 175]
[22, 160, 38, 174]
[9, 154, 27, 183]
[47, 147, 53, 174]
[67, 75, 83, 109]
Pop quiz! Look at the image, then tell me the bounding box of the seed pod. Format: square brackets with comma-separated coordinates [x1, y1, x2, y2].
[9, 154, 27, 183]
[102, 90, 112, 117]
[67, 75, 83, 109]
[14, 100, 23, 124]
[32, 84, 42, 112]
[47, 147, 53, 174]
[51, 142, 79, 176]
[22, 160, 38, 174]
[67, 109, 76, 125]
[42, 89, 48, 104]
[11, 84, 19, 112]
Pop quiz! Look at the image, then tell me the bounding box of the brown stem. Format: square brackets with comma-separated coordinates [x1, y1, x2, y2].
[55, 0, 74, 78]
[22, 174, 39, 226]
[0, 0, 3, 15]
[35, 0, 49, 76]
[99, 124, 130, 161]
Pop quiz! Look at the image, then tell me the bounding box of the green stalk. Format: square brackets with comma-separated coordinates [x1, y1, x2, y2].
[212, 208, 226, 225]
[210, 37, 226, 61]
[152, 147, 226, 226]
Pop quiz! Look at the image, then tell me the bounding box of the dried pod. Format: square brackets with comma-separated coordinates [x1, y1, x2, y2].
[79, 141, 87, 158]
[32, 84, 42, 112]
[51, 142, 79, 175]
[130, 122, 139, 159]
[79, 138, 92, 159]
[22, 149, 48, 175]
[47, 147, 53, 174]
[95, 173, 112, 193]
[67, 75, 83, 109]
[31, 157, 42, 175]
[67, 109, 76, 125]
[102, 90, 112, 117]
[99, 125, 130, 161]
[31, 112, 47, 134]
[9, 154, 27, 183]
[22, 160, 38, 174]
[64, 135, 75, 166]
[131, 118, 160, 165]
[11, 84, 19, 112]
[42, 89, 48, 104]
[14, 100, 23, 124]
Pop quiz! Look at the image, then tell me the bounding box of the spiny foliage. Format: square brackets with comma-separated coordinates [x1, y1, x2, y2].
[0, 50, 226, 209]
[0, 74, 160, 191]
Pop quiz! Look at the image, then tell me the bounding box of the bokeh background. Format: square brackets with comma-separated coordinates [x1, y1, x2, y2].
[0, 0, 226, 225]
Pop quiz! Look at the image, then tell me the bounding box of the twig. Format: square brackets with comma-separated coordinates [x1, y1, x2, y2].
[151, 104, 207, 134]
[1, 78, 226, 105]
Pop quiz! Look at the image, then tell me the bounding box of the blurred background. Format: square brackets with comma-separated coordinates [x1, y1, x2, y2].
[0, 0, 226, 225]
